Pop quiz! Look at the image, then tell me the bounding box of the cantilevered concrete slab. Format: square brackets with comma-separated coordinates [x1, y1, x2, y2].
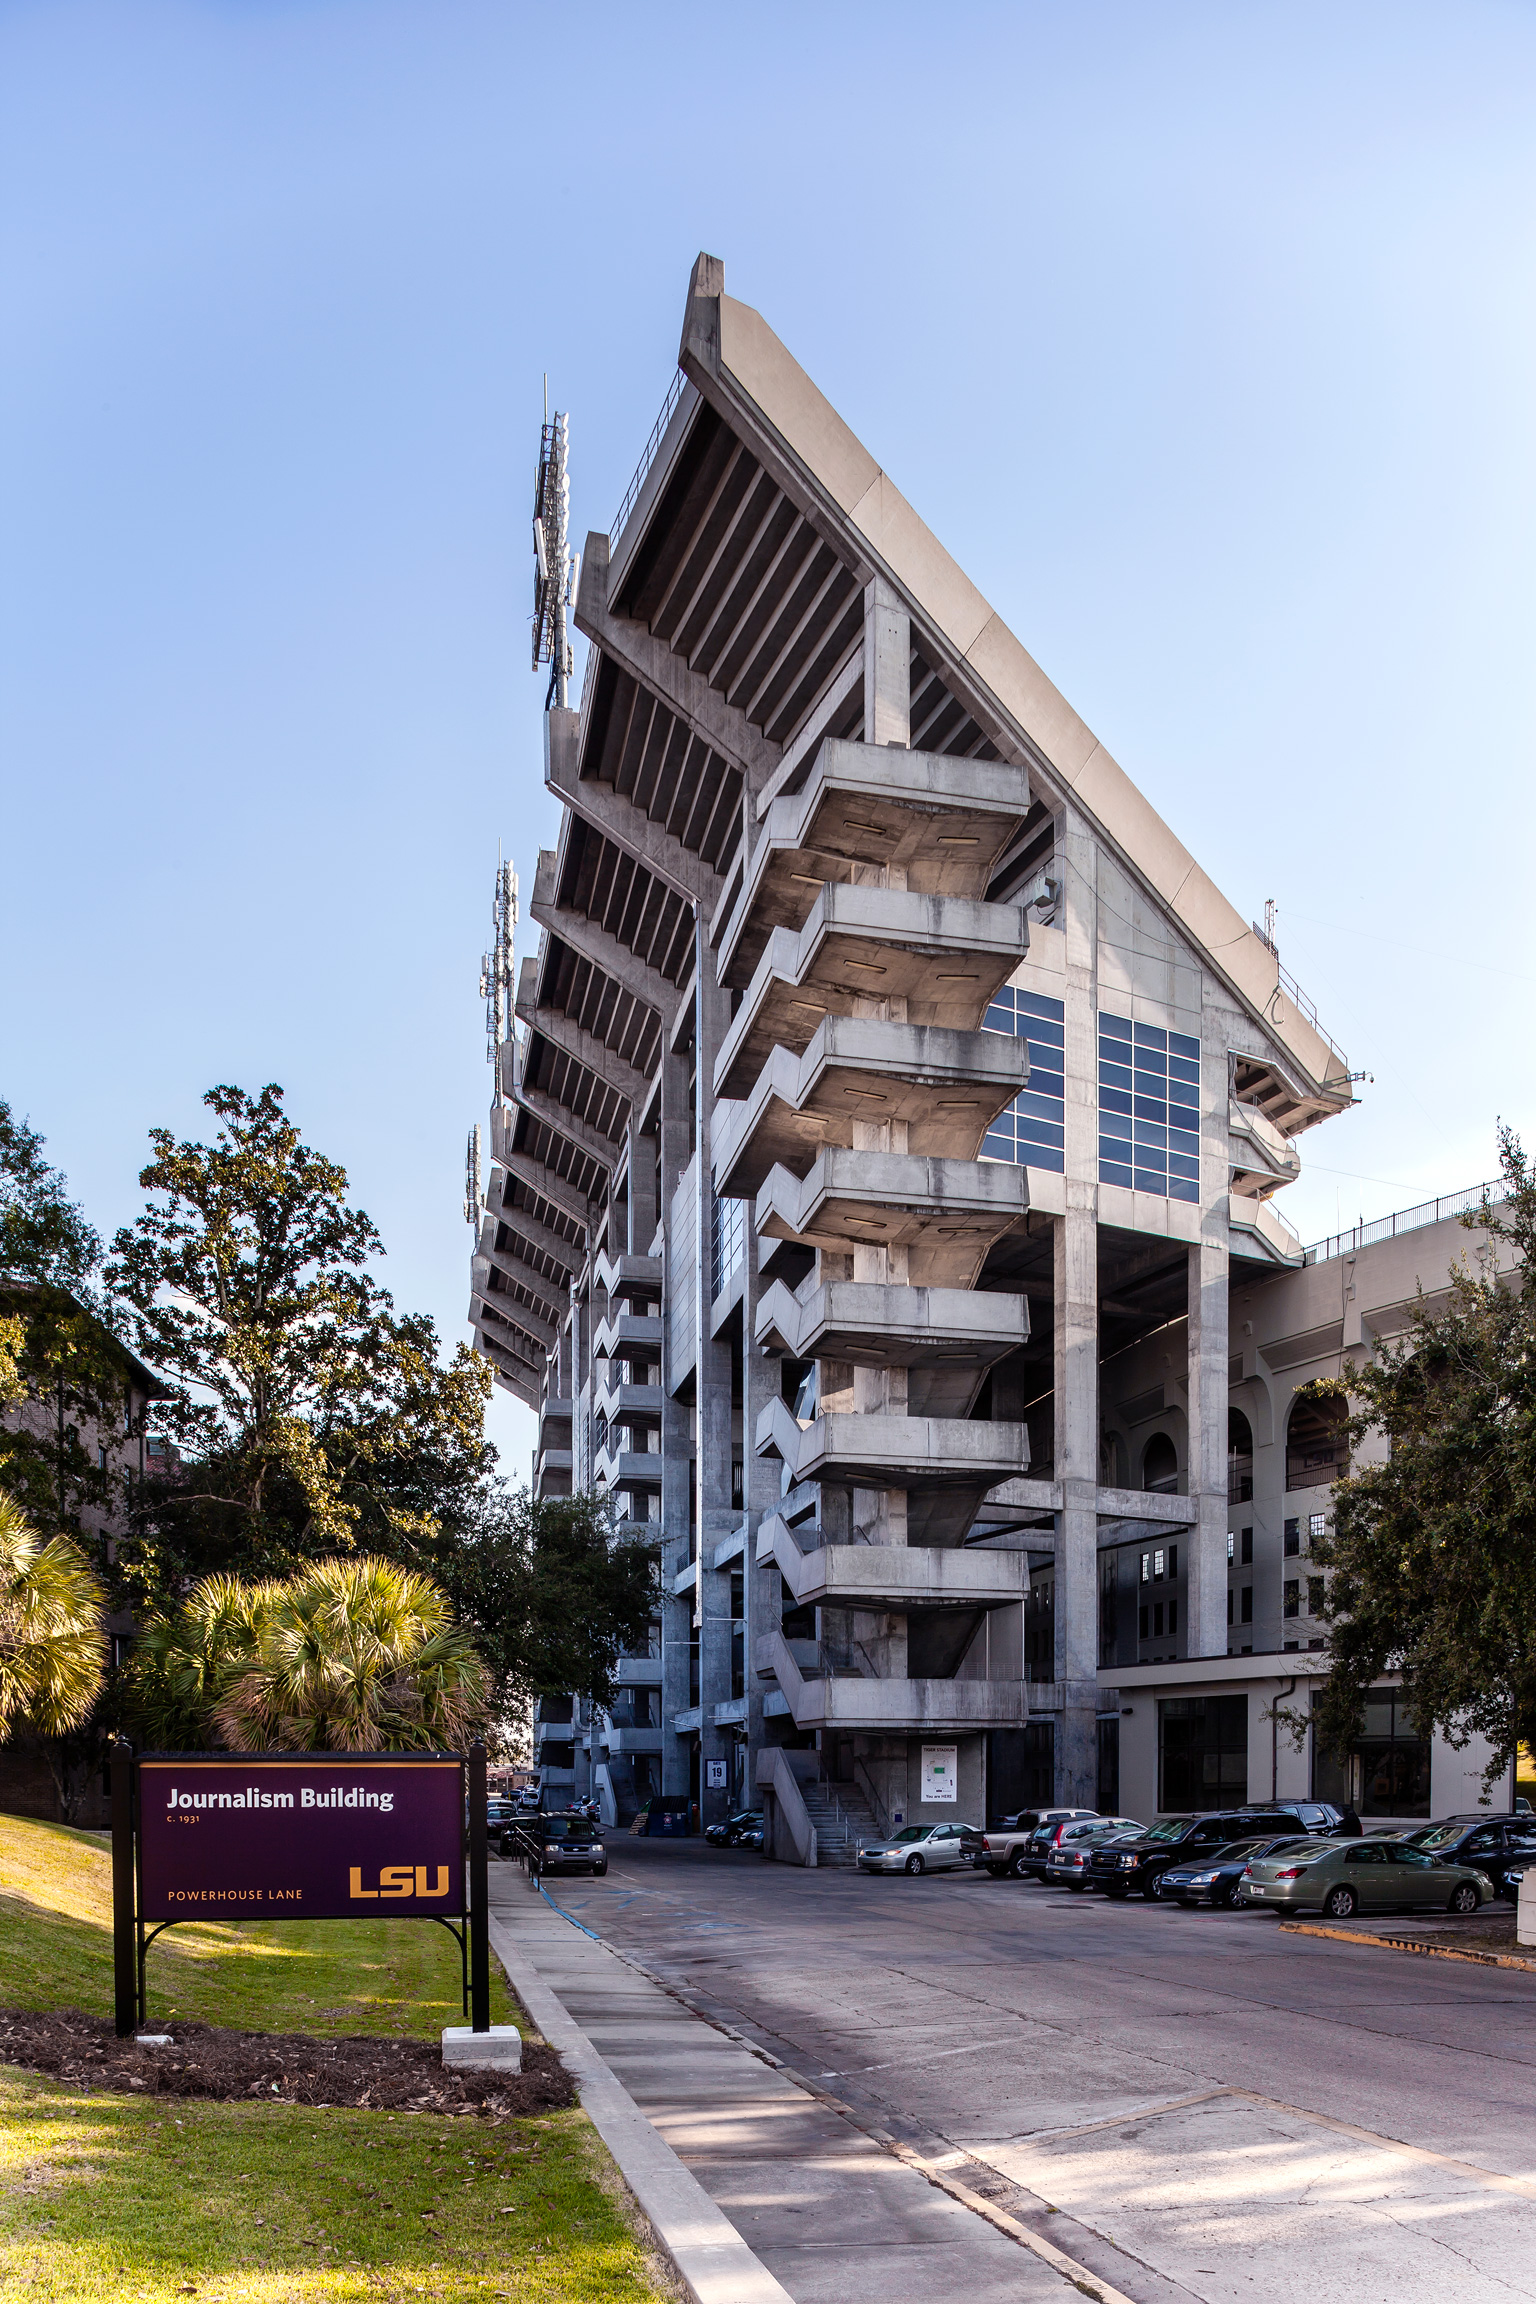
[755, 1628, 1029, 1733]
[755, 1149, 1033, 1287]
[711, 1018, 1028, 1198]
[754, 1278, 1027, 1368]
[714, 883, 1028, 1098]
[755, 1398, 1028, 1493]
[757, 1514, 1028, 1610]
[719, 738, 1031, 989]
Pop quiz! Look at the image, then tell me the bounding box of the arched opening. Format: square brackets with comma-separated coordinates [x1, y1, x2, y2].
[1285, 1391, 1348, 1491]
[1142, 1431, 1179, 1495]
[1228, 1406, 1254, 1504]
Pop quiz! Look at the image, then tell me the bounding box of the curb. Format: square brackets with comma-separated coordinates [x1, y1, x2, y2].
[486, 1910, 794, 2304]
[1281, 1919, 1536, 1973]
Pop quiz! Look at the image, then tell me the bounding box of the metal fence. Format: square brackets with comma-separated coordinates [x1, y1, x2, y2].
[611, 368, 686, 544]
[1302, 1179, 1503, 1266]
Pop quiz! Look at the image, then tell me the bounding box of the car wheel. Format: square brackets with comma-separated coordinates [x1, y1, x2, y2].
[1213, 1888, 1235, 1910]
[985, 1866, 1008, 1880]
[593, 1861, 608, 1877]
[1324, 1884, 1358, 1920]
[905, 1853, 925, 1876]
[1448, 1882, 1479, 1914]
[1007, 1852, 1029, 1879]
[1140, 1881, 1158, 1899]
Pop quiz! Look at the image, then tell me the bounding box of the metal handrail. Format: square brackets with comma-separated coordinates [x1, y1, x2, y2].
[1252, 922, 1347, 1068]
[1303, 1178, 1505, 1266]
[611, 369, 686, 543]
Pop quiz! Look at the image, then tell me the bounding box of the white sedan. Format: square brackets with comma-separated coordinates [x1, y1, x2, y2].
[856, 1823, 977, 1875]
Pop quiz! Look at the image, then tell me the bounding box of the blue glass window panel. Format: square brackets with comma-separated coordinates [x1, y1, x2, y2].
[1100, 1159, 1134, 1188]
[1168, 1152, 1201, 1180]
[1100, 1085, 1133, 1116]
[1018, 991, 1065, 1020]
[1133, 1121, 1168, 1151]
[1169, 1031, 1199, 1059]
[1169, 1179, 1200, 1203]
[1016, 1090, 1065, 1123]
[1032, 1148, 1065, 1173]
[1168, 1120, 1199, 1147]
[1016, 1118, 1065, 1150]
[1099, 1060, 1133, 1091]
[1099, 1011, 1132, 1040]
[1134, 1168, 1167, 1194]
[1025, 1049, 1065, 1081]
[1133, 1094, 1168, 1122]
[1099, 1109, 1132, 1140]
[982, 1128, 1014, 1158]
[1167, 1075, 1199, 1108]
[1168, 1054, 1200, 1084]
[1134, 1070, 1168, 1100]
[1133, 1022, 1168, 1049]
[984, 1003, 1014, 1032]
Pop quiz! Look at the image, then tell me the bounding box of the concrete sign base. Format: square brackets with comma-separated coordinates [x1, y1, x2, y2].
[441, 2024, 523, 2073]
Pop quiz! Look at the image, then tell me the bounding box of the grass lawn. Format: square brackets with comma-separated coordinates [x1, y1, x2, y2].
[0, 1816, 669, 2303]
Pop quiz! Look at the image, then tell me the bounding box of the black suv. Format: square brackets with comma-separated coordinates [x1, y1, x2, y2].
[1412, 1815, 1536, 1903]
[1088, 1805, 1344, 1898]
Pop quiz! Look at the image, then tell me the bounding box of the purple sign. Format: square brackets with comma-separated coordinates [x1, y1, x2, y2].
[138, 1757, 464, 1922]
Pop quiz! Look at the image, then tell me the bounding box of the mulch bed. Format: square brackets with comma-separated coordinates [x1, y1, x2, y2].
[0, 2009, 575, 2118]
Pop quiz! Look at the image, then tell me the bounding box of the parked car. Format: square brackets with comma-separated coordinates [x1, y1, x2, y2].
[857, 1822, 979, 1875]
[1236, 1837, 1485, 1918]
[980, 1808, 1099, 1879]
[1410, 1816, 1536, 1903]
[1030, 1814, 1143, 1881]
[706, 1808, 765, 1848]
[1152, 1834, 1314, 1908]
[1044, 1823, 1144, 1889]
[1086, 1805, 1349, 1900]
[531, 1814, 608, 1876]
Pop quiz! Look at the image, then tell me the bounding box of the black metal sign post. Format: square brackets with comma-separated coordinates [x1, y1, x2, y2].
[468, 1740, 490, 2033]
[111, 1736, 138, 2038]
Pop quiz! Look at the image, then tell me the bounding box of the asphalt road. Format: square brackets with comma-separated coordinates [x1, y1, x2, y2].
[538, 1837, 1536, 2302]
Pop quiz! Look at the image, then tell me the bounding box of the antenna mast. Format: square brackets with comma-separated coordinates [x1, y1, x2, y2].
[532, 399, 577, 708]
[464, 1122, 482, 1229]
[478, 853, 518, 1096]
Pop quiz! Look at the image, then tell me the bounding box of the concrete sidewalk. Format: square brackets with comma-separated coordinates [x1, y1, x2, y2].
[488, 1868, 1096, 2304]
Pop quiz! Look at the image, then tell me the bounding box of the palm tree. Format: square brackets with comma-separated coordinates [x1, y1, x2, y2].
[0, 1493, 107, 1738]
[125, 1572, 281, 1750]
[213, 1555, 488, 1752]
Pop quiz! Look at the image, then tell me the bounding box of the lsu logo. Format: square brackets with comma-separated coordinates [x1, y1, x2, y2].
[349, 1864, 451, 1900]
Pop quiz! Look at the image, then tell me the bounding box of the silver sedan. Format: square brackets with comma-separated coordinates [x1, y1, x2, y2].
[857, 1823, 977, 1875]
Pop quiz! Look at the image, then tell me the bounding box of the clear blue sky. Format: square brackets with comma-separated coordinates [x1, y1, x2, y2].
[5, 0, 1534, 1476]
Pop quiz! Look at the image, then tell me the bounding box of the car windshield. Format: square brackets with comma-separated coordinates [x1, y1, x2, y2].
[1416, 1823, 1470, 1851]
[542, 1819, 589, 1841]
[1143, 1818, 1194, 1843]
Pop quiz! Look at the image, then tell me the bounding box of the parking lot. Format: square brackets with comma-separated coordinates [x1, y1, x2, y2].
[536, 1834, 1536, 2302]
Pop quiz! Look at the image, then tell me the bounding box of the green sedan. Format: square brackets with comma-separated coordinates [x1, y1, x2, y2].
[1236, 1836, 1485, 1919]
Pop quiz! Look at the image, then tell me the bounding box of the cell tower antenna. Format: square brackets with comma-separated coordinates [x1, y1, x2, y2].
[464, 1123, 482, 1229]
[532, 394, 576, 709]
[478, 848, 518, 1095]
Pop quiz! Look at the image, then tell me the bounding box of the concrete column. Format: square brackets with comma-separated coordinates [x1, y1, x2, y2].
[1054, 809, 1100, 1805]
[863, 576, 910, 749]
[1186, 1231, 1231, 1659]
[694, 921, 736, 1826]
[741, 1212, 779, 1791]
[659, 1027, 693, 1796]
[628, 1115, 658, 1255]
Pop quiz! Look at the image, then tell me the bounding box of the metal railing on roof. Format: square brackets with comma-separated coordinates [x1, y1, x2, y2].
[611, 369, 686, 545]
[1252, 922, 1347, 1070]
[1302, 1179, 1504, 1266]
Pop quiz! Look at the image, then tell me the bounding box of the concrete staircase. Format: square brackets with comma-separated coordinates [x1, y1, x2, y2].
[801, 1775, 881, 1867]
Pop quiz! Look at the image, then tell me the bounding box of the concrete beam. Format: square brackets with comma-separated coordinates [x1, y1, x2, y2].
[530, 871, 682, 1029]
[484, 1242, 568, 1325]
[547, 706, 725, 912]
[513, 1082, 621, 1175]
[497, 1148, 596, 1231]
[474, 1261, 559, 1346]
[576, 532, 780, 795]
[516, 994, 653, 1112]
[496, 1203, 582, 1278]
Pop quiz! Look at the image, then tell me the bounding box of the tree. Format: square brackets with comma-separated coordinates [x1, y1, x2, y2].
[0, 1494, 107, 1740]
[105, 1084, 492, 1608]
[1307, 1126, 1536, 1796]
[0, 1101, 125, 1536]
[419, 1488, 658, 1719]
[126, 1557, 488, 1753]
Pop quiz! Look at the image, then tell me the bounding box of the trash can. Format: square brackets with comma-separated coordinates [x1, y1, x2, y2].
[646, 1795, 692, 1838]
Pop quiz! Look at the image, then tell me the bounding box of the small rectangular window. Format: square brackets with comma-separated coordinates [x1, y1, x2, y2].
[1226, 1531, 1235, 1561]
[1140, 1552, 1151, 1583]
[1240, 1586, 1253, 1623]
[1227, 1589, 1234, 1625]
[1240, 1527, 1253, 1564]
[1153, 1601, 1165, 1636]
[1153, 1548, 1165, 1581]
[1139, 1605, 1149, 1639]
[1307, 1576, 1325, 1616]
[1168, 1600, 1177, 1635]
[1309, 1513, 1327, 1541]
[1283, 1519, 1300, 1557]
[1168, 1544, 1178, 1579]
[1284, 1580, 1300, 1618]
